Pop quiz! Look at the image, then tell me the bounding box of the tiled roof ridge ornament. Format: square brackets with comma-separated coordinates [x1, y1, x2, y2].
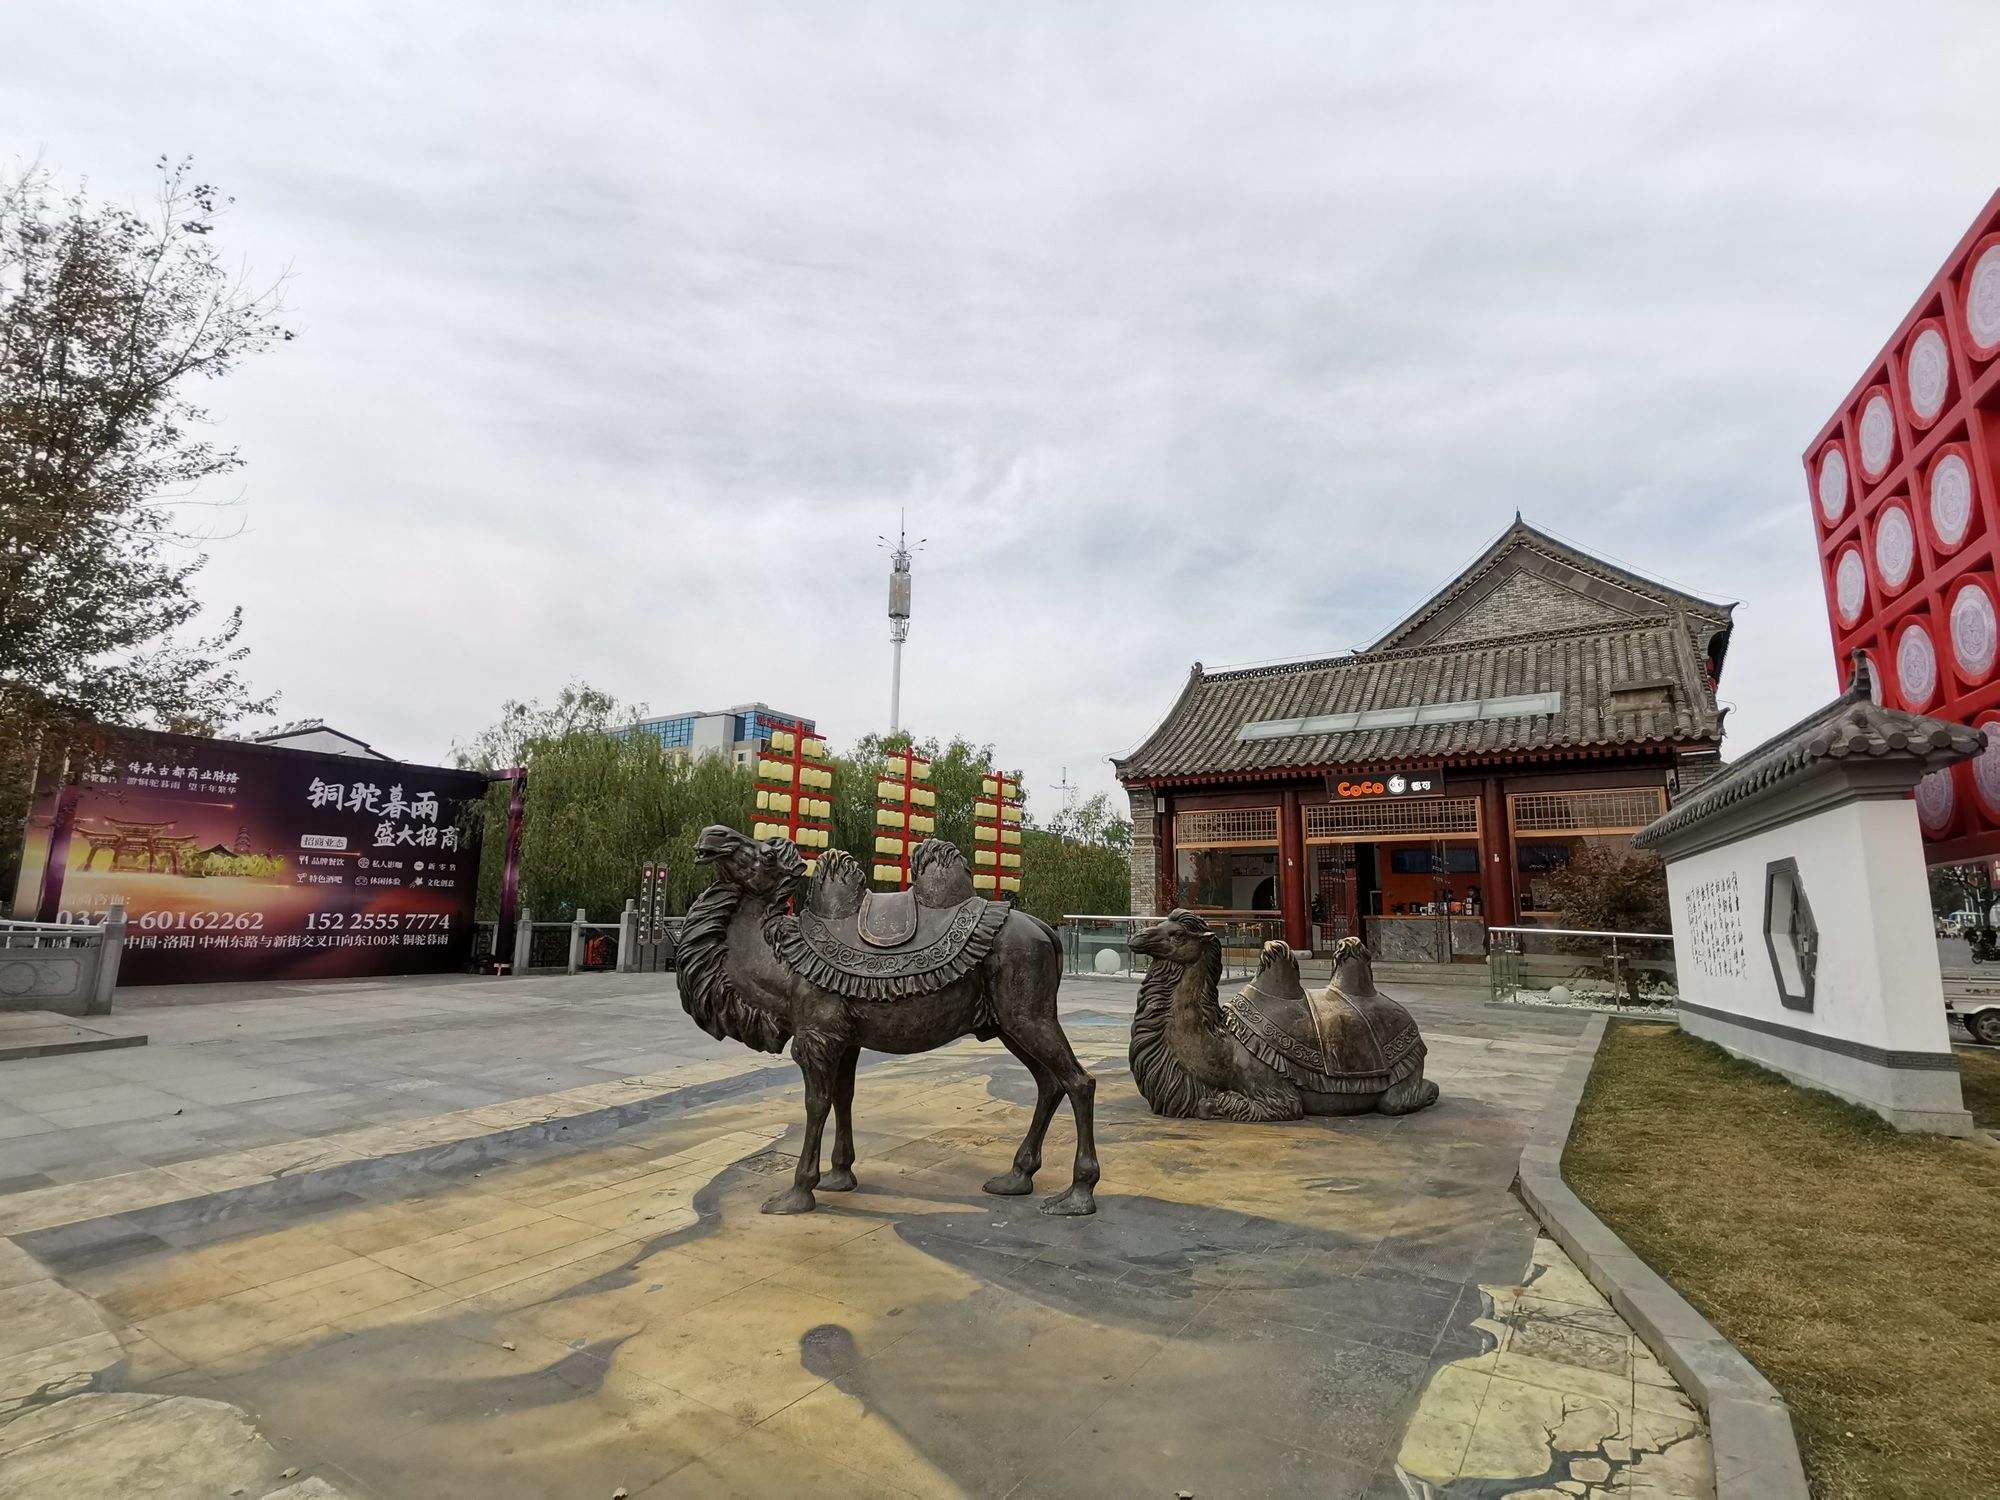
[1636, 652, 1984, 851]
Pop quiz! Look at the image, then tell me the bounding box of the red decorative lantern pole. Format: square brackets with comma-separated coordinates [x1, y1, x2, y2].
[754, 720, 833, 871]
[973, 770, 1023, 897]
[872, 746, 935, 888]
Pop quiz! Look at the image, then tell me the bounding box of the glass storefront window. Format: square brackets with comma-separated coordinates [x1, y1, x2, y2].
[1176, 846, 1281, 914]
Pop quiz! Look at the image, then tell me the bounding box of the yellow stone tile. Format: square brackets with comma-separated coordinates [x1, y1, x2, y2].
[1489, 1349, 1634, 1407]
[1396, 1414, 1476, 1482]
[0, 1278, 111, 1361]
[134, 1289, 295, 1365]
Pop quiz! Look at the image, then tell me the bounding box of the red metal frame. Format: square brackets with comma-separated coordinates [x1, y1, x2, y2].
[1805, 190, 2000, 858]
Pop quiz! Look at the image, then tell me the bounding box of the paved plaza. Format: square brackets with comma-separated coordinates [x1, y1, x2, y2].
[0, 972, 1711, 1496]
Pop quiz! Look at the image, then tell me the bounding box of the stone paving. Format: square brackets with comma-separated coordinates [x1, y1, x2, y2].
[0, 974, 1712, 1497]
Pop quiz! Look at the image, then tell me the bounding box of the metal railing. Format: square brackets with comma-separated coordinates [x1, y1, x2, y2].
[0, 905, 128, 1016]
[1487, 925, 1677, 1009]
[1060, 913, 1283, 981]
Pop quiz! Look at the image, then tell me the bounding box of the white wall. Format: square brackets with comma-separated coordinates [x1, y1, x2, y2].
[1665, 798, 1951, 1055]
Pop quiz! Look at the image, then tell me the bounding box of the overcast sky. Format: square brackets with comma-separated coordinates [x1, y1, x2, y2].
[8, 2, 1999, 813]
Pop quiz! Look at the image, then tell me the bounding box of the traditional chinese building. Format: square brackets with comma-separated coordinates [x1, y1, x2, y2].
[1114, 519, 1733, 961]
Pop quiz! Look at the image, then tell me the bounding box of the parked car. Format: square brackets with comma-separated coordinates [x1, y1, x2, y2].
[1947, 996, 2000, 1046]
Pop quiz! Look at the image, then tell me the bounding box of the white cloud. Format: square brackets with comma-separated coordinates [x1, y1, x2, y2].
[7, 0, 1997, 816]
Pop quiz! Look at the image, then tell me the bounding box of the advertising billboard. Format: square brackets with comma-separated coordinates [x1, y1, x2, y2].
[1805, 189, 2000, 860]
[9, 730, 491, 984]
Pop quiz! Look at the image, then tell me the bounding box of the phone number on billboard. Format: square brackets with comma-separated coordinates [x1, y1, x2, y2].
[304, 912, 451, 932]
[133, 911, 267, 932]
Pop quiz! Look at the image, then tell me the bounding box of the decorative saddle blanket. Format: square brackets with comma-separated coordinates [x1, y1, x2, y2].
[771, 843, 1011, 1002]
[1221, 982, 1426, 1096]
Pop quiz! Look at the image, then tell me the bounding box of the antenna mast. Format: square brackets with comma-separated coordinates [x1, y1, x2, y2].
[881, 511, 923, 733]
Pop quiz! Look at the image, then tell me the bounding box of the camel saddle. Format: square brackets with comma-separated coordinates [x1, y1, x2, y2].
[1222, 942, 1426, 1096]
[773, 844, 1011, 1002]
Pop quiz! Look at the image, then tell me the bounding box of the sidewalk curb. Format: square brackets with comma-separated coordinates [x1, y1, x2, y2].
[1512, 1014, 1810, 1500]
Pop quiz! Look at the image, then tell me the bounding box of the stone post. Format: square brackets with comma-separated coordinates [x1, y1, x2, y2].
[511, 906, 534, 976]
[616, 898, 639, 973]
[1125, 786, 1158, 916]
[568, 909, 588, 975]
[89, 900, 127, 1015]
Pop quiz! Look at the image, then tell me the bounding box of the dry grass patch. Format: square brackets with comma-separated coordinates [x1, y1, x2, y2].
[1564, 1022, 2000, 1500]
[1957, 1045, 2000, 1129]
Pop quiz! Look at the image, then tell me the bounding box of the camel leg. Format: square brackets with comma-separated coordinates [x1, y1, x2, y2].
[983, 1033, 1062, 1197]
[822, 1045, 860, 1192]
[766, 1040, 837, 1214]
[999, 1012, 1098, 1217]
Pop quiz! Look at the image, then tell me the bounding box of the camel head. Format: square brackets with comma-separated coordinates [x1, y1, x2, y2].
[692, 825, 808, 900]
[1331, 935, 1378, 997]
[1129, 909, 1220, 966]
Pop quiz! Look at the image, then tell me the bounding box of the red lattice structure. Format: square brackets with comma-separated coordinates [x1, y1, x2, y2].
[753, 722, 833, 872]
[1807, 189, 2000, 861]
[972, 770, 1024, 897]
[870, 747, 935, 888]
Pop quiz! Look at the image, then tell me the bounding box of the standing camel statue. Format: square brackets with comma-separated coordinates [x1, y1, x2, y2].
[675, 826, 1100, 1216]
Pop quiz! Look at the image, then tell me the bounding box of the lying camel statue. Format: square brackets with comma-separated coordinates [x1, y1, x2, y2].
[1126, 912, 1440, 1122]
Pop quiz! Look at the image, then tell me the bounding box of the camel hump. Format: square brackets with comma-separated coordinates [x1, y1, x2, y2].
[910, 839, 975, 906]
[805, 848, 867, 919]
[1246, 940, 1305, 1005]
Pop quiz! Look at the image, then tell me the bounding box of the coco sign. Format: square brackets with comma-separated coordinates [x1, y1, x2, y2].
[1329, 768, 1441, 801]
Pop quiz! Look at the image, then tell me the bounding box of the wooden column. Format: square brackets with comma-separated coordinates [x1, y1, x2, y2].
[1156, 792, 1177, 913]
[1279, 788, 1309, 951]
[1479, 776, 1516, 924]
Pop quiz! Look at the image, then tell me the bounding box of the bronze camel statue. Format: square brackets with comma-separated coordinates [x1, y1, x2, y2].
[1127, 911, 1439, 1121]
[676, 826, 1100, 1215]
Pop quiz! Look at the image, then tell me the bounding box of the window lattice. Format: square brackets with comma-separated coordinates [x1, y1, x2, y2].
[1304, 798, 1479, 840]
[1508, 788, 1666, 834]
[1174, 807, 1279, 845]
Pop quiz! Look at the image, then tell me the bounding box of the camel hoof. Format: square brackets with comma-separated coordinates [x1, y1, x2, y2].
[761, 1187, 818, 1215]
[982, 1169, 1036, 1197]
[1038, 1184, 1097, 1217]
[820, 1168, 858, 1193]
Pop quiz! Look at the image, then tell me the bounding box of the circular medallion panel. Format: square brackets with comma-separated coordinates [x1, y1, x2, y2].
[1898, 620, 1938, 709]
[1858, 392, 1896, 478]
[1817, 446, 1849, 525]
[1974, 722, 2000, 819]
[1953, 580, 1999, 679]
[1916, 765, 1956, 834]
[1874, 504, 1915, 591]
[1906, 324, 1950, 423]
[1834, 546, 1867, 625]
[1929, 449, 1974, 551]
[1968, 242, 2000, 355]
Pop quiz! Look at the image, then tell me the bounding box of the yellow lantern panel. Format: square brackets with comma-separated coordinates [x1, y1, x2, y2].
[803, 737, 826, 759]
[876, 780, 907, 802]
[910, 815, 935, 834]
[1000, 876, 1020, 893]
[974, 801, 997, 821]
[975, 848, 997, 865]
[876, 808, 905, 829]
[1002, 829, 1021, 846]
[1001, 852, 1021, 869]
[1002, 805, 1022, 823]
[872, 863, 902, 883]
[912, 787, 936, 807]
[973, 872, 997, 891]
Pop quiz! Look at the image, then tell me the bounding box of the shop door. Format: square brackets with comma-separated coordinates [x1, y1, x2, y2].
[1310, 845, 1355, 950]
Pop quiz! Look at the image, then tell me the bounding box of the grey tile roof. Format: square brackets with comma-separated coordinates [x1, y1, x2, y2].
[1115, 620, 1722, 782]
[1115, 520, 1732, 784]
[1634, 666, 1982, 850]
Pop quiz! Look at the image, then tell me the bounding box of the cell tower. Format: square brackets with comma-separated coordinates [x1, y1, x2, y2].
[879, 512, 925, 732]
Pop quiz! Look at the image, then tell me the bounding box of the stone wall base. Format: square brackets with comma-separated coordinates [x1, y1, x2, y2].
[1679, 1005, 1973, 1137]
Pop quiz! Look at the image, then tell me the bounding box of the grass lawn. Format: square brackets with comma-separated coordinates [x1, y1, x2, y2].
[1564, 1022, 2000, 1500]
